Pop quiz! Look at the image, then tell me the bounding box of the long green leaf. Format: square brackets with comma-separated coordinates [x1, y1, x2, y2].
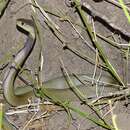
[73, 0, 125, 87]
[35, 88, 114, 130]
[0, 103, 3, 130]
[118, 0, 130, 23]
[0, 0, 10, 17]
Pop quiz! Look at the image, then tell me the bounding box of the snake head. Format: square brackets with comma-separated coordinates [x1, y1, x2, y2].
[16, 18, 35, 38]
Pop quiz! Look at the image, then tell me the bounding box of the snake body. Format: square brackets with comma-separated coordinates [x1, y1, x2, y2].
[2, 19, 118, 129]
[3, 19, 36, 106]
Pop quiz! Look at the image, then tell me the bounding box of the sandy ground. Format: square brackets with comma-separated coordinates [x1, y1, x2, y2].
[0, 0, 130, 130]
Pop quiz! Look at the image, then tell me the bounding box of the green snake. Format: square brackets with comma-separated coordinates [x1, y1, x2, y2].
[2, 19, 118, 130]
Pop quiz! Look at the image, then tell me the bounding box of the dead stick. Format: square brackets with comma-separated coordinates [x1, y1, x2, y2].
[82, 2, 130, 39]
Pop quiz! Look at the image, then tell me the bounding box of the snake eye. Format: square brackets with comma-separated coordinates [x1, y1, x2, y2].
[21, 22, 24, 26]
